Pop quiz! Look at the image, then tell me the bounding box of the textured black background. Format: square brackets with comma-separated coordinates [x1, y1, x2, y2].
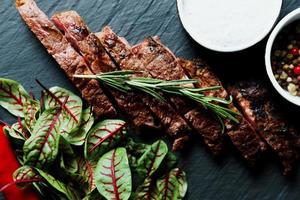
[1, 0, 300, 199]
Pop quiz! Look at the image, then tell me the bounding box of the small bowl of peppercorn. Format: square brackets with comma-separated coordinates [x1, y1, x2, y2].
[266, 8, 300, 106]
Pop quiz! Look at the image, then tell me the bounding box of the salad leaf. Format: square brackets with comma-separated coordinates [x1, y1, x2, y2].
[14, 118, 30, 137]
[124, 138, 150, 169]
[23, 107, 62, 168]
[67, 107, 94, 146]
[156, 168, 187, 200]
[95, 148, 132, 200]
[13, 165, 41, 188]
[43, 86, 82, 136]
[3, 122, 27, 141]
[0, 78, 31, 117]
[36, 168, 81, 200]
[0, 79, 187, 200]
[156, 152, 178, 175]
[59, 138, 78, 174]
[124, 138, 150, 157]
[135, 177, 158, 200]
[23, 99, 40, 131]
[164, 152, 178, 170]
[78, 158, 97, 193]
[85, 119, 126, 160]
[174, 168, 187, 200]
[137, 140, 168, 178]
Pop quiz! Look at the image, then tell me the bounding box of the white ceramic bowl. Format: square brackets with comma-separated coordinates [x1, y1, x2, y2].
[177, 0, 282, 52]
[265, 8, 300, 106]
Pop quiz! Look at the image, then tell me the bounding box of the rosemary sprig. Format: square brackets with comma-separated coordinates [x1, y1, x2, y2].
[74, 71, 240, 127]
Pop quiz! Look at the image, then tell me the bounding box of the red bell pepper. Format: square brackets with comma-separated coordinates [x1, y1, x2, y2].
[0, 122, 40, 200]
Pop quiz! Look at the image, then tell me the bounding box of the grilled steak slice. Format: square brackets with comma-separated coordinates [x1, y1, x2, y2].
[16, 0, 117, 118]
[51, 11, 159, 130]
[229, 82, 300, 174]
[96, 27, 193, 150]
[129, 37, 226, 155]
[179, 59, 267, 163]
[51, 11, 117, 74]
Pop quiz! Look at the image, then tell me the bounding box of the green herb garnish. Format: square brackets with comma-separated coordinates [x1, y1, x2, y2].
[74, 70, 240, 128]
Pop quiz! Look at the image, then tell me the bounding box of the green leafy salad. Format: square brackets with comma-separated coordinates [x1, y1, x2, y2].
[0, 78, 187, 200]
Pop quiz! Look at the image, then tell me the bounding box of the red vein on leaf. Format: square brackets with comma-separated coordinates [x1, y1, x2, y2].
[27, 104, 38, 126]
[0, 178, 42, 192]
[40, 91, 45, 112]
[146, 141, 162, 177]
[17, 168, 39, 181]
[32, 97, 68, 166]
[88, 123, 126, 154]
[0, 120, 9, 127]
[110, 149, 121, 200]
[86, 160, 95, 191]
[146, 181, 156, 200]
[18, 116, 28, 139]
[162, 174, 171, 200]
[29, 91, 36, 100]
[0, 82, 23, 106]
[35, 79, 79, 123]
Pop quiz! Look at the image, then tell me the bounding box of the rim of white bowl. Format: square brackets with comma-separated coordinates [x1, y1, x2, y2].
[177, 0, 283, 52]
[266, 8, 300, 106]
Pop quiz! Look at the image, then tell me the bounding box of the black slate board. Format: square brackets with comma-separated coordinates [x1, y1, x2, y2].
[1, 0, 300, 199]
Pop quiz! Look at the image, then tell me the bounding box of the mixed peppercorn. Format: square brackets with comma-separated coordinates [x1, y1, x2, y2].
[272, 21, 300, 96]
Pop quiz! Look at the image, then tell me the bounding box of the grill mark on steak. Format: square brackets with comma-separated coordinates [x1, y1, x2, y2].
[229, 82, 300, 174]
[179, 59, 267, 163]
[51, 11, 159, 130]
[96, 27, 193, 151]
[16, 0, 117, 118]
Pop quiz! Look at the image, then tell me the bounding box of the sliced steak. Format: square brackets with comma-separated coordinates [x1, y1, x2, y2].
[16, 0, 117, 118]
[229, 82, 300, 174]
[129, 37, 226, 155]
[51, 11, 117, 74]
[179, 59, 267, 163]
[51, 11, 159, 130]
[96, 27, 193, 151]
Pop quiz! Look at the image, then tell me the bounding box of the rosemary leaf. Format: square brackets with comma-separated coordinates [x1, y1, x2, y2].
[73, 71, 240, 125]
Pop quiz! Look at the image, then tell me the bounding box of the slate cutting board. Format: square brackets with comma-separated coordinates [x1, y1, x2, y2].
[1, 0, 300, 199]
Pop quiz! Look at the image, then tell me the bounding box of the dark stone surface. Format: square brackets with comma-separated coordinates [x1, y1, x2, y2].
[1, 0, 300, 199]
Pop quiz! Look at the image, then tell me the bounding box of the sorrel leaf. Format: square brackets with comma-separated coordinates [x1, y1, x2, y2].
[14, 118, 30, 138]
[67, 107, 94, 146]
[124, 138, 150, 169]
[85, 119, 126, 160]
[59, 156, 97, 194]
[135, 177, 158, 200]
[156, 168, 187, 200]
[13, 165, 41, 188]
[125, 138, 150, 157]
[23, 99, 40, 131]
[174, 168, 187, 200]
[95, 148, 132, 200]
[59, 138, 78, 174]
[78, 158, 97, 193]
[164, 152, 178, 170]
[0, 78, 31, 117]
[156, 152, 178, 175]
[35, 168, 81, 200]
[23, 108, 62, 168]
[137, 140, 168, 178]
[3, 123, 27, 141]
[43, 86, 82, 136]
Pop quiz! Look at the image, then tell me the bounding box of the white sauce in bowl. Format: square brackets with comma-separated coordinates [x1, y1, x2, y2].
[177, 0, 282, 52]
